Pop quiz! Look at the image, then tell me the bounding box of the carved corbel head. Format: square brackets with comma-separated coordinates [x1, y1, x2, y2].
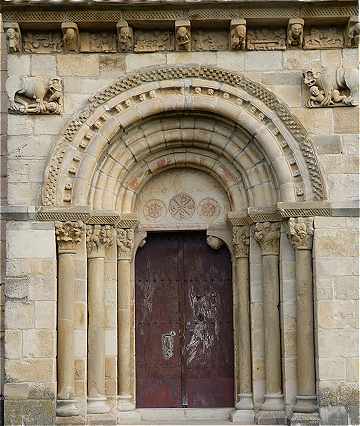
[230, 18, 246, 50]
[206, 235, 224, 250]
[116, 20, 134, 52]
[61, 22, 80, 53]
[175, 20, 191, 51]
[345, 16, 360, 48]
[4, 23, 22, 54]
[287, 18, 304, 48]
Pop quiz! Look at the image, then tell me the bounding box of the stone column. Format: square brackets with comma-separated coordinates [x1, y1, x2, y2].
[254, 222, 285, 415]
[288, 218, 318, 418]
[55, 221, 84, 417]
[86, 225, 113, 414]
[231, 225, 255, 425]
[116, 225, 140, 421]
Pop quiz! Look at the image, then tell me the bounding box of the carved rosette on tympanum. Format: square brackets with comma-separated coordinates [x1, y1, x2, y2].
[254, 222, 280, 256]
[55, 221, 84, 252]
[287, 217, 314, 251]
[6, 75, 64, 114]
[232, 226, 250, 258]
[86, 225, 113, 258]
[116, 228, 135, 259]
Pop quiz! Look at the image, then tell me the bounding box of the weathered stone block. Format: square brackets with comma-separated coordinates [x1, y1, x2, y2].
[5, 358, 55, 382]
[318, 358, 346, 380]
[99, 54, 126, 76]
[5, 399, 55, 426]
[314, 229, 358, 257]
[283, 49, 320, 70]
[8, 116, 33, 136]
[318, 329, 358, 357]
[334, 275, 358, 300]
[23, 329, 56, 357]
[31, 54, 57, 76]
[5, 300, 34, 329]
[167, 51, 217, 66]
[5, 330, 22, 359]
[346, 358, 359, 382]
[57, 54, 99, 76]
[341, 134, 358, 155]
[245, 51, 283, 71]
[5, 275, 30, 300]
[328, 174, 358, 201]
[34, 116, 67, 136]
[7, 227, 55, 259]
[293, 108, 334, 135]
[216, 51, 245, 71]
[8, 55, 30, 75]
[35, 301, 55, 329]
[334, 107, 359, 134]
[126, 53, 166, 71]
[313, 135, 342, 154]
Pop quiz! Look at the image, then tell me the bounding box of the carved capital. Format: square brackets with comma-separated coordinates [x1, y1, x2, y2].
[116, 227, 135, 260]
[287, 217, 314, 250]
[232, 225, 250, 258]
[55, 221, 84, 252]
[86, 224, 113, 258]
[254, 222, 280, 256]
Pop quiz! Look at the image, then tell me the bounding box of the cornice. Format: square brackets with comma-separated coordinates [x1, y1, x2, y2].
[2, 2, 357, 24]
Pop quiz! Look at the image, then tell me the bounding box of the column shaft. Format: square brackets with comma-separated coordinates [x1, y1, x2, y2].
[57, 252, 76, 401]
[117, 259, 132, 406]
[262, 254, 282, 396]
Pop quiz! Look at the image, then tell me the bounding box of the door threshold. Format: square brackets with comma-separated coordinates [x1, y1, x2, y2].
[136, 408, 233, 423]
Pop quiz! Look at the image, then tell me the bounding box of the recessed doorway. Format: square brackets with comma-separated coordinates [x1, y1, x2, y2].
[135, 231, 234, 408]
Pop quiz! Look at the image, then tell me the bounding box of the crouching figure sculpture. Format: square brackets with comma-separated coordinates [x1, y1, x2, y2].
[6, 76, 63, 114]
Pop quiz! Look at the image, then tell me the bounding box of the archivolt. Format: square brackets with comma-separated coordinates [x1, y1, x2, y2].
[42, 64, 327, 209]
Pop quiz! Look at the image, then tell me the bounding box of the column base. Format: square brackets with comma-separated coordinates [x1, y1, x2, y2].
[262, 393, 285, 411]
[256, 410, 287, 425]
[293, 395, 318, 413]
[117, 395, 136, 411]
[87, 397, 110, 414]
[231, 409, 255, 424]
[290, 412, 320, 426]
[235, 393, 254, 410]
[56, 400, 80, 417]
[117, 410, 142, 424]
[87, 413, 117, 425]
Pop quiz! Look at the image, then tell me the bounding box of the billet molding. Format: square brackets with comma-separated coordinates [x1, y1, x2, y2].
[42, 64, 326, 207]
[277, 201, 331, 217]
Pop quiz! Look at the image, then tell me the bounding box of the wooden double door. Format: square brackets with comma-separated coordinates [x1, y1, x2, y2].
[135, 231, 234, 408]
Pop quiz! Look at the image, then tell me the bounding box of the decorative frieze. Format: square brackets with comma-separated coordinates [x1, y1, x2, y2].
[247, 28, 286, 50]
[192, 29, 228, 51]
[287, 217, 314, 250]
[23, 31, 62, 53]
[7, 76, 63, 114]
[254, 221, 281, 256]
[303, 63, 358, 107]
[232, 226, 250, 258]
[134, 30, 173, 52]
[303, 26, 344, 49]
[80, 31, 117, 53]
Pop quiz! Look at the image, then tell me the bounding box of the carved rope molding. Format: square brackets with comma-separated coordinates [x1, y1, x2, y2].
[42, 64, 327, 206]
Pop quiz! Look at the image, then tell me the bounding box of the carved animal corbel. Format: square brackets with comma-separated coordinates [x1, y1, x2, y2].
[230, 18, 246, 50]
[175, 20, 191, 51]
[116, 20, 134, 52]
[345, 16, 360, 48]
[303, 63, 358, 107]
[61, 22, 80, 53]
[6, 76, 63, 114]
[287, 18, 304, 48]
[4, 22, 22, 53]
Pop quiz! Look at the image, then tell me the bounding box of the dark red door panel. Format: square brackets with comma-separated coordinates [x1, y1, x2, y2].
[135, 232, 234, 408]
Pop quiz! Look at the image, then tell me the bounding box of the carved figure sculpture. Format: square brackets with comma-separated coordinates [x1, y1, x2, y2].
[116, 21, 133, 52]
[175, 20, 191, 51]
[230, 19, 246, 50]
[345, 16, 360, 47]
[6, 76, 63, 114]
[303, 63, 358, 107]
[287, 18, 304, 48]
[61, 22, 80, 53]
[4, 23, 22, 53]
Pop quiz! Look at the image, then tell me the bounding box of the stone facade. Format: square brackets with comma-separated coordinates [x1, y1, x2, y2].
[0, 1, 358, 425]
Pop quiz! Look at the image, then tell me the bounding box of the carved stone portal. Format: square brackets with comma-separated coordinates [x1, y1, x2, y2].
[303, 63, 358, 107]
[6, 76, 63, 114]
